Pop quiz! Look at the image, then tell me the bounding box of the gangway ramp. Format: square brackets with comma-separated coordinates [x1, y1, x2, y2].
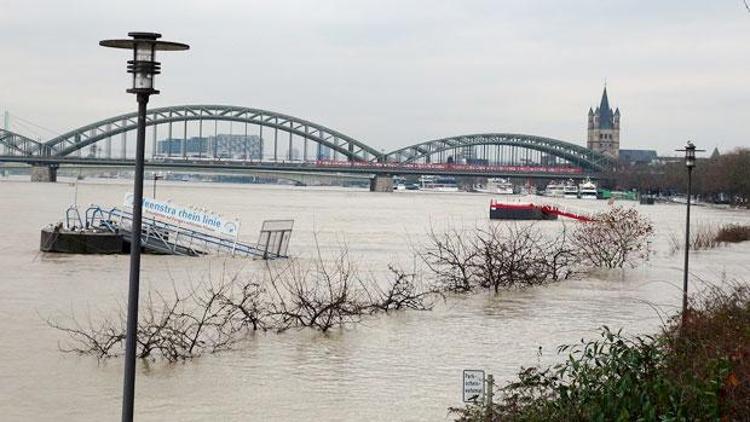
[85, 206, 292, 259]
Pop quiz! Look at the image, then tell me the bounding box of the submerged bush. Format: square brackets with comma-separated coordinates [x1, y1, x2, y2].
[423, 207, 654, 294]
[715, 223, 750, 244]
[668, 222, 750, 254]
[571, 206, 654, 268]
[48, 248, 441, 361]
[420, 224, 580, 293]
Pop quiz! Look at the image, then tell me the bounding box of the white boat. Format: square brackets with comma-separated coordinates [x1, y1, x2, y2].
[418, 175, 459, 192]
[578, 178, 598, 199]
[518, 184, 535, 195]
[392, 176, 407, 191]
[563, 179, 579, 198]
[475, 178, 514, 195]
[544, 181, 565, 197]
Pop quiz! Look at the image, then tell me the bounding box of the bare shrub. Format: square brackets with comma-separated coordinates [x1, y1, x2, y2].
[667, 222, 719, 254]
[692, 223, 721, 250]
[49, 244, 441, 360]
[420, 223, 582, 293]
[419, 226, 479, 292]
[714, 224, 750, 243]
[267, 249, 441, 331]
[667, 222, 750, 255]
[572, 206, 654, 268]
[473, 224, 549, 292]
[219, 280, 269, 332]
[46, 311, 125, 360]
[535, 227, 581, 281]
[361, 265, 442, 313]
[266, 249, 364, 333]
[48, 280, 249, 362]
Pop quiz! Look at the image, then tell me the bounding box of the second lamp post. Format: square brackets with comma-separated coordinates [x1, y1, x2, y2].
[676, 141, 703, 327]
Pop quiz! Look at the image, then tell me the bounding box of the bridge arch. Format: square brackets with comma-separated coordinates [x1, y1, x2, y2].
[42, 104, 380, 161]
[0, 128, 45, 156]
[382, 133, 616, 172]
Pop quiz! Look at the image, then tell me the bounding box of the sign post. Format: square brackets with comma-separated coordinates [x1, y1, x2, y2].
[462, 369, 485, 403]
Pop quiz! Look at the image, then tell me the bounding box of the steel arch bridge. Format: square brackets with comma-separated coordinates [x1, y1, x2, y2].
[0, 104, 616, 177]
[39, 104, 381, 161]
[0, 128, 45, 156]
[382, 133, 615, 173]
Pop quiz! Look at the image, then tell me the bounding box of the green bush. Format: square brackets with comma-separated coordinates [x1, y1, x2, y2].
[451, 284, 750, 421]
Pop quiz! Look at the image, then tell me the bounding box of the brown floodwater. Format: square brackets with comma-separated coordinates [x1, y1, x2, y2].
[1, 177, 749, 421]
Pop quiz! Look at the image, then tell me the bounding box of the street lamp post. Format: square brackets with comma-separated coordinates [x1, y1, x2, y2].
[99, 32, 188, 422]
[675, 141, 704, 327]
[153, 173, 162, 199]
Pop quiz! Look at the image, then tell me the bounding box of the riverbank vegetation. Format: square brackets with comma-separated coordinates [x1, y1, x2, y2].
[668, 222, 750, 254]
[611, 147, 750, 207]
[47, 249, 441, 361]
[716, 223, 750, 243]
[450, 282, 750, 421]
[48, 207, 654, 361]
[421, 206, 654, 294]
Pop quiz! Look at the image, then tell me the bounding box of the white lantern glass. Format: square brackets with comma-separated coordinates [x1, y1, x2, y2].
[133, 43, 155, 90]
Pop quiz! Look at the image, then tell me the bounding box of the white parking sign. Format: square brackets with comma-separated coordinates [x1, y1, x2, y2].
[462, 369, 485, 402]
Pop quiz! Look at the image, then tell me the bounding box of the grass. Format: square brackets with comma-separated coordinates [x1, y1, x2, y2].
[668, 222, 750, 254]
[450, 282, 750, 421]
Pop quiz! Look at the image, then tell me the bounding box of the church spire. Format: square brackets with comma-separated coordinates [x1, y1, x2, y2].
[600, 86, 610, 113]
[597, 85, 613, 129]
[587, 83, 620, 159]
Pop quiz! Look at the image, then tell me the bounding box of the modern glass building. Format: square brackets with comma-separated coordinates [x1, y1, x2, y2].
[157, 134, 263, 159]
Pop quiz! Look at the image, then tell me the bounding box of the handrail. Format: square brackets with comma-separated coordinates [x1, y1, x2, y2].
[83, 205, 287, 258]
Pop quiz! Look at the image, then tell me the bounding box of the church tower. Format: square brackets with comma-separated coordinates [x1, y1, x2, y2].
[587, 86, 620, 158]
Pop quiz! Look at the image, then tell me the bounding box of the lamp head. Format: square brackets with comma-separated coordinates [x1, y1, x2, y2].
[684, 141, 696, 168]
[676, 141, 704, 169]
[100, 32, 189, 95]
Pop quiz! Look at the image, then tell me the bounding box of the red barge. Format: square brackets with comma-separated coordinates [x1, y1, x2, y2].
[489, 200, 592, 221]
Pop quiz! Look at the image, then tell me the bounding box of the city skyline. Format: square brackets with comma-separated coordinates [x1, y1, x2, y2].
[1, 0, 749, 156]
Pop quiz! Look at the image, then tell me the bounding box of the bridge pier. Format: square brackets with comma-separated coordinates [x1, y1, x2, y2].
[369, 174, 393, 192]
[31, 164, 58, 182]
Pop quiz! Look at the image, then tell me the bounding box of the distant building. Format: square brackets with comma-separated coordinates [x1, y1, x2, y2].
[587, 86, 621, 158]
[158, 134, 262, 159]
[451, 146, 479, 164]
[619, 149, 658, 166]
[317, 144, 332, 160]
[87, 144, 98, 158]
[291, 147, 301, 161]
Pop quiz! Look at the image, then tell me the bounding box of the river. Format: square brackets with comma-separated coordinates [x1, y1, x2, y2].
[1, 177, 749, 421]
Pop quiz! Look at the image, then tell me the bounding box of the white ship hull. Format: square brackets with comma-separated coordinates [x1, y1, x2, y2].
[475, 187, 514, 195]
[579, 191, 597, 199]
[420, 186, 459, 192]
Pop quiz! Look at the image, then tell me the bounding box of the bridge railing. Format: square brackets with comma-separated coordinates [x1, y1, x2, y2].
[314, 160, 585, 175]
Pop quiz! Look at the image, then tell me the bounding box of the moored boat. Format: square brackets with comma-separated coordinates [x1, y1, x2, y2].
[544, 181, 565, 197]
[489, 200, 593, 221]
[475, 178, 514, 195]
[563, 179, 579, 198]
[419, 175, 459, 192]
[489, 200, 558, 220]
[392, 176, 407, 191]
[578, 178, 597, 199]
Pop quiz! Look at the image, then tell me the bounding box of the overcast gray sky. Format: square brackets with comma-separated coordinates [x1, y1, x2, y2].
[1, 0, 748, 155]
